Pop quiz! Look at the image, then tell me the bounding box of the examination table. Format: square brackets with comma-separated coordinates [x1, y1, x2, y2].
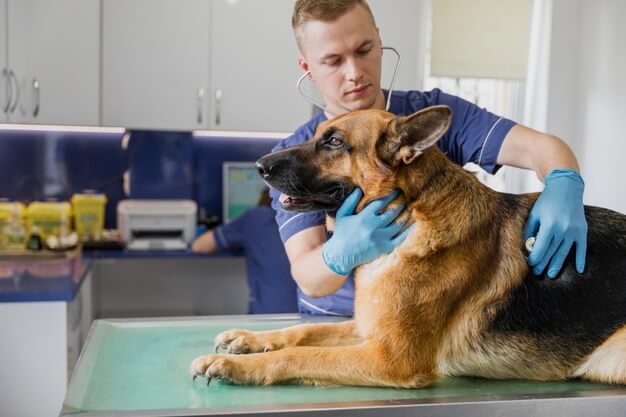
[60, 315, 626, 417]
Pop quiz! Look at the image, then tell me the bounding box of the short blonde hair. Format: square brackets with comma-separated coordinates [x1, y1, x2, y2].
[292, 0, 376, 50]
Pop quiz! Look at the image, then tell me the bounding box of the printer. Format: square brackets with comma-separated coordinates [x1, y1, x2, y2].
[117, 200, 197, 251]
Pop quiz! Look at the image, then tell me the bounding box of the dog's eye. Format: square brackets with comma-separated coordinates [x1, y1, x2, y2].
[328, 136, 344, 148]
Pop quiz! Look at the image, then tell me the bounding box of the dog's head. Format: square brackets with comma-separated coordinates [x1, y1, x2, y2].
[256, 105, 452, 212]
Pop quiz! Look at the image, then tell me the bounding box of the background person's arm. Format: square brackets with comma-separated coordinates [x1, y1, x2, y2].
[191, 230, 219, 254]
[192, 211, 248, 255]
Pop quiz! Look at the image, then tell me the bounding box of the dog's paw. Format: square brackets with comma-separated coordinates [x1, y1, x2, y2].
[190, 354, 240, 385]
[213, 329, 278, 354]
[190, 354, 272, 386]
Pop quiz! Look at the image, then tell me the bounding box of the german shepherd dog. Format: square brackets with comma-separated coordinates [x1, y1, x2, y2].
[191, 106, 626, 388]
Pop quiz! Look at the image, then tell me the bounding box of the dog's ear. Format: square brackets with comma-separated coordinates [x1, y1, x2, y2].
[377, 105, 452, 166]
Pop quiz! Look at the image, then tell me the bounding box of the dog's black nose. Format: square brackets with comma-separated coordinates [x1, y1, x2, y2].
[256, 160, 272, 179]
[257, 152, 291, 182]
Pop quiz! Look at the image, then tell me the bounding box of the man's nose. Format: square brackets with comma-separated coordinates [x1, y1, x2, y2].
[345, 57, 363, 82]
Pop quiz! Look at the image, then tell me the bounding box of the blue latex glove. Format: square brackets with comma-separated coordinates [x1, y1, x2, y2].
[524, 169, 587, 278]
[322, 188, 412, 276]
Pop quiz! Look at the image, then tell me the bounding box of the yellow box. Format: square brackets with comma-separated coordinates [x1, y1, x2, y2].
[71, 193, 107, 241]
[25, 201, 72, 241]
[0, 201, 26, 226]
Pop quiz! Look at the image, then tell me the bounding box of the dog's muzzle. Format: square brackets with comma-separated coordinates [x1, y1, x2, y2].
[255, 152, 352, 213]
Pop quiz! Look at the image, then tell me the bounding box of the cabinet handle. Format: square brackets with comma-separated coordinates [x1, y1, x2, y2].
[32, 79, 40, 118]
[215, 89, 222, 126]
[8, 70, 19, 114]
[2, 68, 11, 113]
[197, 87, 205, 124]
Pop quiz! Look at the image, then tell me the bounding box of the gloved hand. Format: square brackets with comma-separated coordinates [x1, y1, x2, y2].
[322, 188, 412, 275]
[524, 169, 587, 278]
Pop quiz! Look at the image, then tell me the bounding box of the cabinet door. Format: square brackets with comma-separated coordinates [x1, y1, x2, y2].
[5, 0, 24, 123]
[8, 0, 100, 126]
[0, 0, 7, 122]
[102, 0, 211, 131]
[210, 0, 311, 132]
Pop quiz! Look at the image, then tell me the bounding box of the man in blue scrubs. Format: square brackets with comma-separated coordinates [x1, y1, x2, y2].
[193, 188, 298, 314]
[269, 0, 588, 316]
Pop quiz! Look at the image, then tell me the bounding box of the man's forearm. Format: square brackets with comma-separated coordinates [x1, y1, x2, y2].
[291, 245, 350, 297]
[497, 125, 580, 182]
[529, 134, 580, 182]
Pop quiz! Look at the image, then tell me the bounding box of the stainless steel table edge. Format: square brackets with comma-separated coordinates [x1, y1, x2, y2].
[96, 314, 343, 325]
[60, 389, 626, 417]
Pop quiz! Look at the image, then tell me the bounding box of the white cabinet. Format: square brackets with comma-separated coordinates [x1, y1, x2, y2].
[209, 0, 311, 132]
[0, 0, 426, 130]
[102, 0, 211, 131]
[102, 0, 311, 132]
[0, 0, 99, 126]
[0, 272, 94, 417]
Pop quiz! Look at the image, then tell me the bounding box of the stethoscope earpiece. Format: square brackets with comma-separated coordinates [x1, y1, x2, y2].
[296, 70, 326, 113]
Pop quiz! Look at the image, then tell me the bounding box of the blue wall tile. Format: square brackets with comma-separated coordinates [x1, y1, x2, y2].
[0, 127, 284, 229]
[0, 128, 128, 228]
[127, 130, 193, 200]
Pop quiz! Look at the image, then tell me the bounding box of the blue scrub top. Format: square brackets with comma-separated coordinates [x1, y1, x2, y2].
[212, 206, 298, 314]
[269, 88, 517, 317]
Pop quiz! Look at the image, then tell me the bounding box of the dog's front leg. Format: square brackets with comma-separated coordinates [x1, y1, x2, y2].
[190, 343, 437, 388]
[214, 320, 361, 354]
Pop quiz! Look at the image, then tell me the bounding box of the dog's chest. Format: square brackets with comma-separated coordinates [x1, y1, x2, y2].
[354, 252, 401, 337]
[358, 252, 399, 284]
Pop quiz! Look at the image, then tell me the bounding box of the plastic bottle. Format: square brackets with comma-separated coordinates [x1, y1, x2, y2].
[0, 226, 5, 250]
[4, 205, 26, 250]
[57, 213, 78, 249]
[59, 213, 69, 242]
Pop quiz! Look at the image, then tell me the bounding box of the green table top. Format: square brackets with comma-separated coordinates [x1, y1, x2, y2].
[61, 315, 626, 417]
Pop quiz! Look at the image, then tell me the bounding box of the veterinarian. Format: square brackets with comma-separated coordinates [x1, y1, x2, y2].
[192, 188, 298, 314]
[269, 0, 587, 316]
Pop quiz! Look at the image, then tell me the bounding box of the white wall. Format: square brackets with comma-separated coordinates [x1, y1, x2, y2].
[547, 0, 626, 214]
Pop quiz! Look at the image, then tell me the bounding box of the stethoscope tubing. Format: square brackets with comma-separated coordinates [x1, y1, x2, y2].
[296, 46, 401, 116]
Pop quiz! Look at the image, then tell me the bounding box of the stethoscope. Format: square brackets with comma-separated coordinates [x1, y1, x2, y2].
[296, 46, 401, 117]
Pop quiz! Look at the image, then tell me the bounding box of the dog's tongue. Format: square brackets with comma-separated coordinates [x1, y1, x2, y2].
[280, 194, 296, 206]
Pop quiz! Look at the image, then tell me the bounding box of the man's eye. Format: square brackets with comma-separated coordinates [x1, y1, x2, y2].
[357, 47, 371, 55]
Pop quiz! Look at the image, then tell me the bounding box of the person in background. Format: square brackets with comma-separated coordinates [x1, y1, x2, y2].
[268, 0, 588, 316]
[192, 188, 298, 314]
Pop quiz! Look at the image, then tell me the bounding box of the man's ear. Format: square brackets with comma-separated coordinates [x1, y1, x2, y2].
[298, 57, 313, 82]
[377, 105, 452, 166]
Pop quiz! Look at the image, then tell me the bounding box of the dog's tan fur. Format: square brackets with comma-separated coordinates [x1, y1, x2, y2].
[573, 326, 626, 383]
[190, 107, 626, 388]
